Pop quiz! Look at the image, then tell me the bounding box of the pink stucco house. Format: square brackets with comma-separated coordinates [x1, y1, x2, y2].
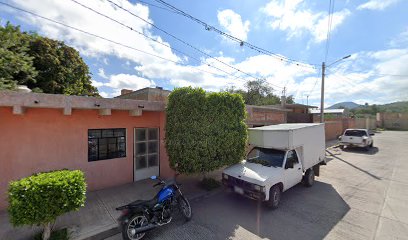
[0, 89, 174, 210]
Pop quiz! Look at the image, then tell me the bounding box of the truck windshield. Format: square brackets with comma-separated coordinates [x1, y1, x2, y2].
[344, 130, 367, 137]
[247, 147, 285, 168]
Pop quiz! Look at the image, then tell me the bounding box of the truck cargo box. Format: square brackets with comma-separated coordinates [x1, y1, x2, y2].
[248, 123, 326, 170]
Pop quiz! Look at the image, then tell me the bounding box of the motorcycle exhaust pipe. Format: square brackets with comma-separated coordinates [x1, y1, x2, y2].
[135, 223, 158, 234]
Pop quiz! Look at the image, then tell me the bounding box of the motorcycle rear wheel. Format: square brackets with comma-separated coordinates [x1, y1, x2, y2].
[122, 214, 148, 240]
[178, 196, 192, 221]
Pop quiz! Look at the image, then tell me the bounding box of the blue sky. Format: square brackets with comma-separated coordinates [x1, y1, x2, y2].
[1, 0, 407, 107]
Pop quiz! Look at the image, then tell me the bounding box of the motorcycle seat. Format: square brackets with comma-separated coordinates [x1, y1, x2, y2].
[129, 198, 157, 208]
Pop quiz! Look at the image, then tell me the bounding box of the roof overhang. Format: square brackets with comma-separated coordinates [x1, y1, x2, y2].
[0, 91, 165, 116]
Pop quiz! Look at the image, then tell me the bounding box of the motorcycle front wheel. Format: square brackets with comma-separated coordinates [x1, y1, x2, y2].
[178, 196, 192, 221]
[122, 214, 148, 240]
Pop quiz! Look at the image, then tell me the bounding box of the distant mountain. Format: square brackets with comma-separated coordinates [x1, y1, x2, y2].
[327, 101, 408, 113]
[328, 102, 361, 109]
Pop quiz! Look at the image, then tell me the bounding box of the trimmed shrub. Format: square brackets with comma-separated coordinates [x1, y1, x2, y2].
[8, 170, 86, 240]
[165, 87, 247, 175]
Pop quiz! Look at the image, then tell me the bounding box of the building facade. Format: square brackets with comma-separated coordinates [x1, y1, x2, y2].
[0, 91, 174, 209]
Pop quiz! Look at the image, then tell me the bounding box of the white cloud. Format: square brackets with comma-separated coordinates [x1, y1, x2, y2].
[106, 74, 155, 90]
[389, 28, 408, 47]
[357, 0, 399, 11]
[261, 0, 350, 43]
[97, 68, 108, 79]
[99, 91, 109, 98]
[312, 9, 351, 42]
[217, 9, 250, 41]
[91, 79, 104, 88]
[297, 47, 408, 106]
[7, 0, 179, 65]
[134, 53, 317, 94]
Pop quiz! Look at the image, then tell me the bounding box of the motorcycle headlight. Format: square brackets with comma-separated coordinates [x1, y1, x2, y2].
[222, 173, 229, 180]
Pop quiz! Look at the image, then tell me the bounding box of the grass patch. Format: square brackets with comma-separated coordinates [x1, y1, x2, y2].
[199, 177, 221, 191]
[34, 228, 68, 240]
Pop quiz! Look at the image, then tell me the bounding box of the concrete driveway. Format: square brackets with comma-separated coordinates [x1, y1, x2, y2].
[107, 131, 408, 240]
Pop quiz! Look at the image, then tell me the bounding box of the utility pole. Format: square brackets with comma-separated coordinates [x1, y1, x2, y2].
[319, 55, 350, 123]
[320, 62, 325, 123]
[306, 95, 309, 114]
[281, 87, 287, 108]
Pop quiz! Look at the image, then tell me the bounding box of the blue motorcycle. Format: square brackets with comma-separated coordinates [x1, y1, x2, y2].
[116, 176, 192, 240]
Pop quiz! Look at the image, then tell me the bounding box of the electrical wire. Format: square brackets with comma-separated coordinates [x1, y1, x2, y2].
[0, 1, 244, 79]
[307, 67, 322, 96]
[152, 0, 318, 69]
[101, 0, 284, 89]
[69, 0, 244, 79]
[136, 0, 180, 14]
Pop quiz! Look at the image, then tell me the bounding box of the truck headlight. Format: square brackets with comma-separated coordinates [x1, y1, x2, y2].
[253, 184, 264, 192]
[222, 173, 229, 180]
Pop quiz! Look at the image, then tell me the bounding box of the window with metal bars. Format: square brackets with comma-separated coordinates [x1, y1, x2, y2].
[88, 128, 126, 161]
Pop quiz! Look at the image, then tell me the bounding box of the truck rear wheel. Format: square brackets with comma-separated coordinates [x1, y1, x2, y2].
[304, 169, 315, 187]
[267, 185, 281, 209]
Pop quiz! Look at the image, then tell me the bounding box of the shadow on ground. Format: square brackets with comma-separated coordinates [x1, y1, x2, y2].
[137, 181, 350, 240]
[341, 146, 379, 155]
[326, 150, 381, 180]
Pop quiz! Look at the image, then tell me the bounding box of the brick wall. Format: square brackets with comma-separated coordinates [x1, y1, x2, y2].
[287, 112, 313, 123]
[246, 106, 287, 127]
[325, 121, 344, 140]
[377, 112, 408, 130]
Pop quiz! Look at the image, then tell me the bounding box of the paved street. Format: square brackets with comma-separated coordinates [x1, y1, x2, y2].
[107, 131, 408, 240]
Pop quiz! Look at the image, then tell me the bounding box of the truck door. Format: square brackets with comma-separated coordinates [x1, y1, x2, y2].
[283, 150, 303, 191]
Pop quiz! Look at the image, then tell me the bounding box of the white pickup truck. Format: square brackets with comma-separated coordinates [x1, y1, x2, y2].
[339, 129, 374, 150]
[222, 123, 326, 209]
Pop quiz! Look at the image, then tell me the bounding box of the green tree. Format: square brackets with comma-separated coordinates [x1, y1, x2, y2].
[27, 37, 99, 96]
[286, 95, 295, 104]
[0, 23, 37, 90]
[224, 79, 282, 105]
[165, 87, 247, 176]
[0, 22, 99, 96]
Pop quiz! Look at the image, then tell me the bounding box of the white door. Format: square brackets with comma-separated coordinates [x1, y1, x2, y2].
[134, 128, 160, 181]
[283, 150, 303, 191]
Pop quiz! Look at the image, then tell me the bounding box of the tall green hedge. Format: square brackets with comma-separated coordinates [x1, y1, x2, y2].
[165, 87, 247, 174]
[8, 170, 86, 227]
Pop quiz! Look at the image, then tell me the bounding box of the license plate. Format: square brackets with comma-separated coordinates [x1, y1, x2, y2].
[234, 186, 244, 195]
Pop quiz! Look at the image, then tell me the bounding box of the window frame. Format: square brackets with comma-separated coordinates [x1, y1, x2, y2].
[88, 128, 127, 162]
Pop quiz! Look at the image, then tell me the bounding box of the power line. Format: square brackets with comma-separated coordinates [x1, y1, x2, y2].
[308, 67, 321, 96]
[102, 0, 283, 89]
[69, 0, 196, 62]
[136, 0, 179, 14]
[152, 0, 318, 69]
[0, 1, 244, 79]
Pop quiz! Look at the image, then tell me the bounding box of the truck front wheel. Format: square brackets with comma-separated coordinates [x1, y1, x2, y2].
[304, 169, 315, 187]
[267, 185, 281, 209]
